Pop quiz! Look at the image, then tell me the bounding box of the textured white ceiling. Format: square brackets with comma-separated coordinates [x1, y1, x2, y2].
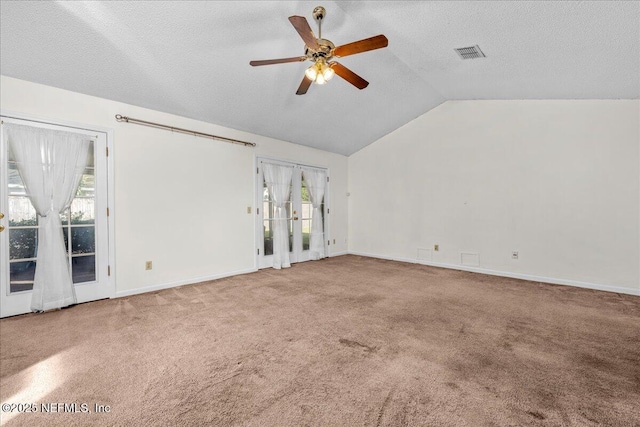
[1, 1, 638, 155]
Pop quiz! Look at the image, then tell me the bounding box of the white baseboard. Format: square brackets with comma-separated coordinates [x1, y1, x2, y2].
[330, 251, 348, 257]
[348, 251, 640, 297]
[115, 267, 258, 298]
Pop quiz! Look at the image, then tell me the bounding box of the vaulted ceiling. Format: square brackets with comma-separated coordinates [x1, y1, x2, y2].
[1, 1, 638, 155]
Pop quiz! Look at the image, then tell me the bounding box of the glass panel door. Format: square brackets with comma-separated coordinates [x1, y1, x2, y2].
[256, 159, 327, 269]
[301, 178, 312, 252]
[0, 117, 112, 317]
[7, 158, 38, 292]
[300, 173, 325, 254]
[261, 175, 293, 258]
[290, 168, 307, 263]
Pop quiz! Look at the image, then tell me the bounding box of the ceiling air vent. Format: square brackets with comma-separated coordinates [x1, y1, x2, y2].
[455, 45, 486, 59]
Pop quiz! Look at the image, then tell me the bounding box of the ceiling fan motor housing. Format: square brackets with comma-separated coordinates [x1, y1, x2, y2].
[305, 38, 335, 60]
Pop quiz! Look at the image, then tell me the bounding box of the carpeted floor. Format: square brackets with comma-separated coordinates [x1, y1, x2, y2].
[1, 255, 639, 426]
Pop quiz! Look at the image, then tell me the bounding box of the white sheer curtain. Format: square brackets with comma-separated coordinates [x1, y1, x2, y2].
[263, 163, 294, 269]
[5, 124, 91, 312]
[302, 168, 327, 260]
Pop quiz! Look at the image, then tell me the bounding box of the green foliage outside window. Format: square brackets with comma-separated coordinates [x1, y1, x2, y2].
[9, 218, 37, 260]
[10, 212, 95, 260]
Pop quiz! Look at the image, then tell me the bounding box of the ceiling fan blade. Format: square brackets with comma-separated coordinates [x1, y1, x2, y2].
[250, 56, 307, 66]
[288, 16, 320, 50]
[296, 75, 313, 95]
[330, 62, 369, 90]
[333, 34, 388, 58]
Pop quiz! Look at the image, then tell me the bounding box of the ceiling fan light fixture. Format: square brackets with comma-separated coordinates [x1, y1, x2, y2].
[322, 64, 335, 81]
[306, 60, 334, 85]
[305, 64, 319, 80]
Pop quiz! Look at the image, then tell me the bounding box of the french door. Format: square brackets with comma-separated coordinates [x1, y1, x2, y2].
[0, 116, 112, 317]
[256, 158, 328, 269]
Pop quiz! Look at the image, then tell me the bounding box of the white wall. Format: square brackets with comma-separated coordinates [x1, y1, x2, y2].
[3, 76, 638, 297]
[348, 100, 640, 294]
[1, 76, 348, 295]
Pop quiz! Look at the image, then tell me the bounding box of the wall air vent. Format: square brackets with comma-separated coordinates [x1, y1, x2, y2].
[455, 45, 486, 59]
[460, 252, 480, 267]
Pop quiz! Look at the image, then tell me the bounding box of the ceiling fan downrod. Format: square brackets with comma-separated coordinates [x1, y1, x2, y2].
[313, 6, 326, 40]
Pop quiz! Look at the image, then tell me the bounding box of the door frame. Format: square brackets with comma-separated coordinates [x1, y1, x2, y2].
[254, 156, 330, 269]
[0, 110, 115, 318]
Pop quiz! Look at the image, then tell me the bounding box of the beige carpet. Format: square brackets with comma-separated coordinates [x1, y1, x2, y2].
[1, 255, 639, 426]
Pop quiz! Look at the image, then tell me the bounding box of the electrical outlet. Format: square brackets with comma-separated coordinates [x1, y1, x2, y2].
[247, 206, 252, 214]
[434, 244, 439, 251]
[333, 239, 336, 244]
[511, 251, 519, 260]
[145, 261, 153, 270]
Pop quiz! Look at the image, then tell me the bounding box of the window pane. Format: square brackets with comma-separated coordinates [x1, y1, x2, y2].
[9, 228, 38, 260]
[263, 201, 271, 220]
[302, 220, 310, 251]
[8, 163, 26, 196]
[262, 171, 294, 255]
[302, 202, 312, 220]
[302, 219, 311, 235]
[71, 198, 95, 224]
[288, 219, 293, 252]
[8, 143, 15, 162]
[85, 142, 95, 168]
[71, 226, 95, 254]
[6, 139, 98, 291]
[301, 181, 310, 202]
[72, 255, 96, 284]
[263, 221, 294, 255]
[263, 220, 273, 256]
[263, 220, 272, 238]
[75, 169, 95, 198]
[10, 261, 36, 292]
[62, 227, 69, 253]
[60, 208, 70, 225]
[8, 196, 37, 226]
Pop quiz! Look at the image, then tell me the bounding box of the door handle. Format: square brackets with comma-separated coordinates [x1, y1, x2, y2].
[0, 212, 4, 219]
[293, 216, 299, 220]
[0, 225, 4, 233]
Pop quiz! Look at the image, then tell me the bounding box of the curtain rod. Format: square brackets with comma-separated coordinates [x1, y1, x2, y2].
[115, 114, 256, 147]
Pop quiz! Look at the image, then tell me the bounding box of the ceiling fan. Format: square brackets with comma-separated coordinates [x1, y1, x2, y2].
[249, 5, 388, 95]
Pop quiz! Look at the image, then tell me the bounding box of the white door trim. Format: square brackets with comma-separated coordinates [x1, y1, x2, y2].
[0, 110, 115, 317]
[255, 156, 330, 269]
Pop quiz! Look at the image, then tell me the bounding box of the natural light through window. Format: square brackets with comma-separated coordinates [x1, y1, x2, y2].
[7, 142, 97, 293]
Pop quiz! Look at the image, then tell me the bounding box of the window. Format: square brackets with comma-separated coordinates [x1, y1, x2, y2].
[7, 141, 96, 293]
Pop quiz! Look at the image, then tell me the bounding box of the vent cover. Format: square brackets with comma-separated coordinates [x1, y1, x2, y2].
[455, 45, 486, 59]
[460, 252, 480, 267]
